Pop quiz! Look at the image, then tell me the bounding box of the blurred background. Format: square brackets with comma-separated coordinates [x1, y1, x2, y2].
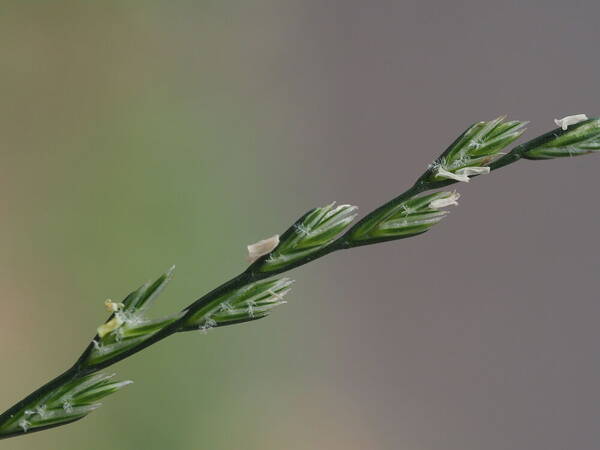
[1, 1, 600, 449]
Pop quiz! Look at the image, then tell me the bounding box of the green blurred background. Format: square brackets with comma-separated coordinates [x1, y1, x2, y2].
[2, 2, 600, 449]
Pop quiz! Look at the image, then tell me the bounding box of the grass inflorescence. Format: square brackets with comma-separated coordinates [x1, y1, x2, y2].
[1, 114, 599, 439]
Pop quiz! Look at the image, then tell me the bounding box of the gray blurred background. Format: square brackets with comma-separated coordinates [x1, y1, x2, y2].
[1, 1, 599, 449]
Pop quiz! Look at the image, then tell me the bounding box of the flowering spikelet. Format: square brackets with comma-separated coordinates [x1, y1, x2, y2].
[523, 117, 600, 160]
[348, 191, 459, 245]
[256, 202, 357, 272]
[0, 373, 132, 436]
[429, 116, 526, 183]
[86, 267, 182, 367]
[182, 278, 294, 330]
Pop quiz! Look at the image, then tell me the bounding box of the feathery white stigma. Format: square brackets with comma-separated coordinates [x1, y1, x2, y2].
[247, 235, 280, 263]
[554, 114, 588, 130]
[429, 192, 460, 209]
[18, 419, 30, 432]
